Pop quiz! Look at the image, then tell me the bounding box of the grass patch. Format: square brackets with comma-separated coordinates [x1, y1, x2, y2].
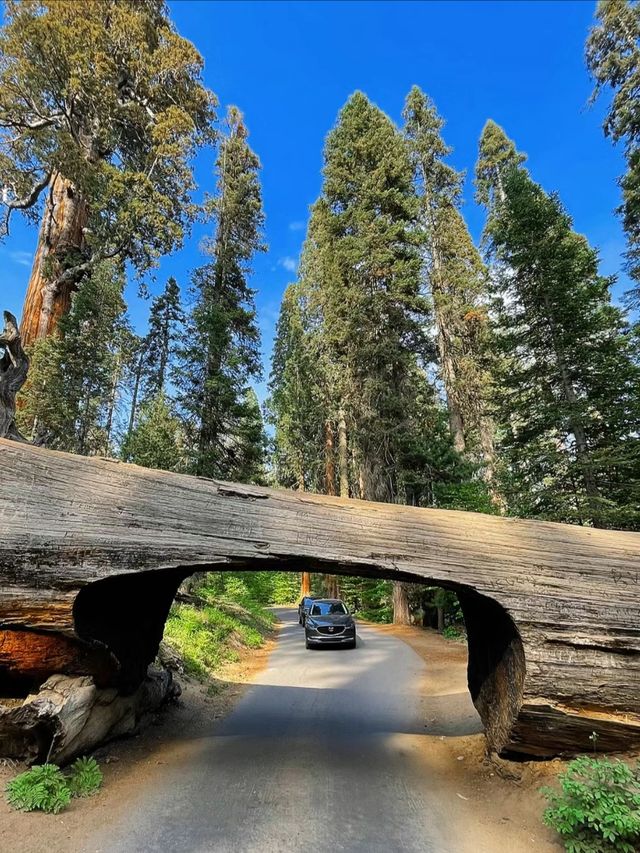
[163, 578, 275, 682]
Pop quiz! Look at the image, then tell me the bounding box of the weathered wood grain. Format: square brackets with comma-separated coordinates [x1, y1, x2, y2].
[1, 438, 639, 757]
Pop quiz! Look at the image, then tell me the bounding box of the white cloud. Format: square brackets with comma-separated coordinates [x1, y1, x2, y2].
[279, 256, 297, 273]
[11, 251, 32, 267]
[1, 249, 32, 267]
[288, 220, 305, 232]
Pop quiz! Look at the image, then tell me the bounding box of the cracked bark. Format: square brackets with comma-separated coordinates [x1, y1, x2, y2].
[20, 173, 88, 348]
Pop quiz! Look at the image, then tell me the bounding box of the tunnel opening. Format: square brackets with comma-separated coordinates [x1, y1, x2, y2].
[71, 562, 526, 754]
[73, 566, 193, 693]
[457, 588, 526, 754]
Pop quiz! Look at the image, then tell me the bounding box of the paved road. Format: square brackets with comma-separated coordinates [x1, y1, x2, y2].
[88, 609, 477, 853]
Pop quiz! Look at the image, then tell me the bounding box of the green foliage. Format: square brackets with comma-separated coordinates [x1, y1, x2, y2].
[176, 106, 267, 482]
[477, 124, 640, 530]
[142, 277, 184, 399]
[268, 572, 301, 605]
[67, 756, 103, 798]
[163, 573, 275, 680]
[474, 118, 527, 211]
[339, 576, 394, 623]
[587, 0, 640, 300]
[6, 757, 103, 814]
[442, 625, 464, 641]
[18, 262, 129, 453]
[122, 392, 185, 471]
[232, 388, 268, 485]
[403, 87, 495, 472]
[315, 91, 428, 502]
[5, 764, 71, 814]
[266, 283, 325, 491]
[541, 756, 640, 853]
[0, 0, 216, 279]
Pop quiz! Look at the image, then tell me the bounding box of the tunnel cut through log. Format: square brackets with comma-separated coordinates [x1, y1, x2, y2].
[1, 439, 639, 760]
[69, 564, 526, 752]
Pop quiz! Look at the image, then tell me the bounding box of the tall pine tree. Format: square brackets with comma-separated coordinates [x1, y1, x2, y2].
[587, 0, 640, 302]
[313, 92, 429, 504]
[403, 87, 498, 501]
[477, 121, 640, 528]
[125, 277, 184, 448]
[292, 92, 431, 619]
[176, 106, 266, 483]
[267, 283, 324, 491]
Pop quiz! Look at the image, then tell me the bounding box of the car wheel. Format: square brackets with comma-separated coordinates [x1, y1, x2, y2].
[348, 637, 357, 649]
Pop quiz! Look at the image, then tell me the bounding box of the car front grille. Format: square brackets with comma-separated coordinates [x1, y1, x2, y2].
[317, 626, 346, 635]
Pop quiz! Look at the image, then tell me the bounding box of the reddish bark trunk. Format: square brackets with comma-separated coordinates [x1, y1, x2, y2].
[300, 572, 311, 597]
[20, 173, 88, 348]
[393, 582, 411, 625]
[324, 419, 336, 496]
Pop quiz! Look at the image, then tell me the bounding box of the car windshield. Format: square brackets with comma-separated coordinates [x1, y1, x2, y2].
[310, 602, 347, 616]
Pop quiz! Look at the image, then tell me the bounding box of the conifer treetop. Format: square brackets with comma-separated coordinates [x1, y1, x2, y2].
[475, 119, 527, 208]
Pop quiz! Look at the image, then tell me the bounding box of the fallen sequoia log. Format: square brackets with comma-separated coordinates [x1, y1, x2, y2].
[1, 439, 639, 760]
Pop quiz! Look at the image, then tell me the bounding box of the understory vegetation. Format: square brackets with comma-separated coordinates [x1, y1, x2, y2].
[5, 757, 102, 815]
[162, 572, 283, 681]
[541, 756, 640, 853]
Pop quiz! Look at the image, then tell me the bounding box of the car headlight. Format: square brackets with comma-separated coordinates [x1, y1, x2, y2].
[306, 619, 317, 628]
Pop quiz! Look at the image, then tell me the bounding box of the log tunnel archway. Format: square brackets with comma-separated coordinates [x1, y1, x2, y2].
[1, 439, 640, 763]
[70, 564, 527, 756]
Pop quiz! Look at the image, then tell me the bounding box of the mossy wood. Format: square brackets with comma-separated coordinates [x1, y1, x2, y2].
[0, 438, 639, 758]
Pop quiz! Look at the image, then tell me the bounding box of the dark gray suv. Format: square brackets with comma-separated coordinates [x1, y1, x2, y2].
[304, 599, 356, 649]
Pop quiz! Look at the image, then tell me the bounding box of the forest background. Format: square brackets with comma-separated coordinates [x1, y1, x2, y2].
[1, 0, 638, 626]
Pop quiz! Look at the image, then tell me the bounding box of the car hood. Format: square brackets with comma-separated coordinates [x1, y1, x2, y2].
[307, 613, 353, 626]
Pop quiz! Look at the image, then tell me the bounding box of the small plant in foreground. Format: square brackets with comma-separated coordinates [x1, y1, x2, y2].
[541, 756, 640, 853]
[5, 756, 103, 814]
[5, 764, 71, 814]
[68, 756, 102, 797]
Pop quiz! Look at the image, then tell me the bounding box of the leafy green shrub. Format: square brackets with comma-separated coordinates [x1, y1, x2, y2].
[442, 625, 465, 641]
[68, 756, 102, 798]
[6, 756, 104, 814]
[6, 764, 72, 814]
[541, 756, 640, 853]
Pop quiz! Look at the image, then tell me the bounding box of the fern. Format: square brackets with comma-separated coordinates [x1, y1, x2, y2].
[5, 764, 71, 814]
[68, 756, 103, 798]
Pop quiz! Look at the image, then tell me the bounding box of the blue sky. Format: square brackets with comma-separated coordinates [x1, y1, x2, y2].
[0, 0, 629, 402]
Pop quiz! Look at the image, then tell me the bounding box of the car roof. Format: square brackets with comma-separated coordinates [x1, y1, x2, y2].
[312, 598, 344, 604]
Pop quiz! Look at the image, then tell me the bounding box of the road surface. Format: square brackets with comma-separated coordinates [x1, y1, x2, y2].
[85, 609, 488, 853]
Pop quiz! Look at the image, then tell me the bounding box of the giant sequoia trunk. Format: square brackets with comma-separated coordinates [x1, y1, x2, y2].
[20, 173, 88, 348]
[1, 440, 639, 760]
[300, 572, 311, 597]
[392, 582, 411, 625]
